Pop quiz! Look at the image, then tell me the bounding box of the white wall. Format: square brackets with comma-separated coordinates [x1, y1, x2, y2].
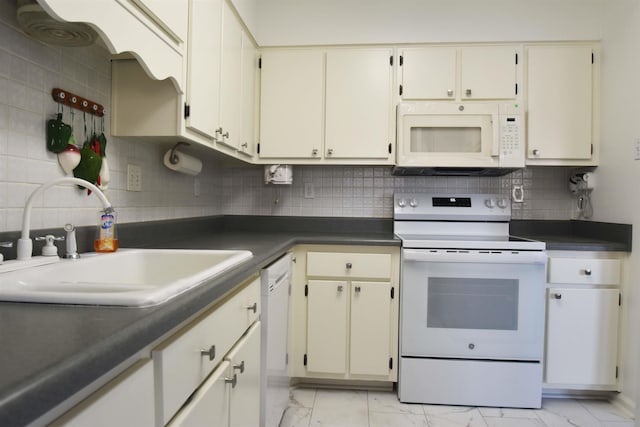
[597, 0, 640, 414]
[254, 0, 604, 46]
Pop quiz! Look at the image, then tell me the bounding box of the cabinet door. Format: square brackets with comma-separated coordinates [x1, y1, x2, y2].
[133, 0, 188, 43]
[350, 281, 392, 377]
[545, 288, 619, 386]
[167, 361, 231, 427]
[325, 48, 394, 159]
[218, 2, 243, 149]
[227, 322, 261, 427]
[460, 46, 517, 99]
[259, 50, 325, 159]
[186, 0, 222, 139]
[306, 280, 348, 374]
[239, 32, 257, 157]
[401, 47, 457, 99]
[526, 46, 593, 160]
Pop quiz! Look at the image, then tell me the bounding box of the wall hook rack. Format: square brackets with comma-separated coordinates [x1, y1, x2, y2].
[52, 88, 105, 117]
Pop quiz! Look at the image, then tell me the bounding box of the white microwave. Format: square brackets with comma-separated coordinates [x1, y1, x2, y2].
[395, 102, 524, 175]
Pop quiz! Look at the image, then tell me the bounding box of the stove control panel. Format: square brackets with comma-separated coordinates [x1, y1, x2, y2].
[394, 193, 511, 221]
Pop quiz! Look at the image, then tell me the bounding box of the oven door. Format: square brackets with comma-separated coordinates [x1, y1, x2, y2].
[400, 249, 546, 361]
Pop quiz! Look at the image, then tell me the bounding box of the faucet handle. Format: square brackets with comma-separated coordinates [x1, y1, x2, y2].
[63, 224, 80, 259]
[0, 241, 13, 263]
[35, 235, 64, 257]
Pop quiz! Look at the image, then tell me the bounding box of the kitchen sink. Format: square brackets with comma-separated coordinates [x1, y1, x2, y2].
[0, 249, 253, 307]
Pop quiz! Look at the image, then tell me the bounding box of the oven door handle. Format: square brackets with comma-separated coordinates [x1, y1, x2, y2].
[402, 249, 547, 264]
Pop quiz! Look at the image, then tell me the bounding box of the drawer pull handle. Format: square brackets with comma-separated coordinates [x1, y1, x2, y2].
[584, 268, 592, 276]
[346, 262, 352, 269]
[200, 344, 216, 361]
[233, 360, 245, 374]
[225, 373, 237, 388]
[246, 302, 257, 313]
[553, 293, 562, 300]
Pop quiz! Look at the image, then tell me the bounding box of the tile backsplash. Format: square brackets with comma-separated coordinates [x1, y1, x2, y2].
[0, 0, 580, 235]
[219, 165, 577, 219]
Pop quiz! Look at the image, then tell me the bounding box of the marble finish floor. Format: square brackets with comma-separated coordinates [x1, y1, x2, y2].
[280, 388, 635, 427]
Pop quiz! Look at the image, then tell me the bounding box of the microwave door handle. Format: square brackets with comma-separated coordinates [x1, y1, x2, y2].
[491, 116, 500, 157]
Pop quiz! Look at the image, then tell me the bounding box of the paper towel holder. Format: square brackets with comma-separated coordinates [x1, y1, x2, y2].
[169, 141, 190, 165]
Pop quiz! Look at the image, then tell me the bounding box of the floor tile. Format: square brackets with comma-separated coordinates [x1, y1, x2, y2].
[290, 387, 317, 409]
[478, 407, 542, 419]
[309, 389, 369, 427]
[280, 406, 312, 427]
[368, 390, 425, 415]
[369, 411, 428, 427]
[579, 399, 633, 422]
[423, 405, 489, 427]
[484, 417, 547, 427]
[536, 398, 605, 427]
[601, 422, 635, 427]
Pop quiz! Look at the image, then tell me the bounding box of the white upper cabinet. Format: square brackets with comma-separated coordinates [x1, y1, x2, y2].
[401, 47, 457, 100]
[325, 48, 395, 160]
[186, 0, 223, 139]
[526, 45, 597, 164]
[217, 1, 244, 150]
[400, 46, 519, 101]
[259, 49, 325, 159]
[39, 0, 187, 91]
[259, 48, 395, 163]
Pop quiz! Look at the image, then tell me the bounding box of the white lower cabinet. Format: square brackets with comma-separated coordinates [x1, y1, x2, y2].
[544, 252, 623, 390]
[50, 360, 155, 427]
[168, 322, 261, 427]
[291, 246, 400, 382]
[52, 276, 261, 427]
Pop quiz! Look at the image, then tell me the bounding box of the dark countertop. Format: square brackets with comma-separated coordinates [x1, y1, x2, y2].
[0, 215, 631, 426]
[0, 217, 399, 427]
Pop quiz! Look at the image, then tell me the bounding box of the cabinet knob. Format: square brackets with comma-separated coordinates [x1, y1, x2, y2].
[241, 142, 248, 149]
[346, 262, 352, 269]
[215, 127, 223, 134]
[245, 302, 257, 313]
[465, 89, 472, 96]
[312, 148, 319, 156]
[337, 285, 344, 292]
[532, 149, 540, 156]
[200, 344, 216, 361]
[447, 89, 454, 97]
[584, 268, 592, 276]
[225, 373, 237, 388]
[233, 360, 245, 374]
[222, 131, 229, 139]
[355, 286, 361, 293]
[468, 343, 475, 350]
[553, 293, 562, 300]
[327, 148, 334, 156]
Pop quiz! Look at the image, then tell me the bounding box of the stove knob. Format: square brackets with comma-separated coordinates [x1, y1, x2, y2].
[497, 198, 508, 209]
[397, 198, 407, 208]
[409, 198, 419, 208]
[484, 198, 496, 208]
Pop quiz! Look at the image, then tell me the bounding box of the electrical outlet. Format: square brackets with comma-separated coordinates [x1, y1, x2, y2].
[304, 183, 315, 199]
[193, 178, 200, 197]
[127, 164, 142, 192]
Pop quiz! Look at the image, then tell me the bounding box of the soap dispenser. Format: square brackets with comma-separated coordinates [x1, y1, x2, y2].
[94, 208, 118, 252]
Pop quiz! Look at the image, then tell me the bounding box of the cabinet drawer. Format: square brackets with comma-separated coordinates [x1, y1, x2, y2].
[307, 252, 392, 279]
[548, 258, 621, 285]
[153, 277, 260, 425]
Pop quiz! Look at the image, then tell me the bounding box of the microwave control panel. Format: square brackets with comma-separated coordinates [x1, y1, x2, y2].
[499, 114, 524, 167]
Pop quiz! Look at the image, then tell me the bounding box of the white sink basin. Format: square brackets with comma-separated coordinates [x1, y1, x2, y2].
[0, 249, 253, 307]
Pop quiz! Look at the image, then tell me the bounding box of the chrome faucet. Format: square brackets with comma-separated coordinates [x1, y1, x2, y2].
[17, 177, 112, 260]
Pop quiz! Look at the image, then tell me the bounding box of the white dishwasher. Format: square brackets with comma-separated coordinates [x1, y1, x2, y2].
[260, 252, 292, 427]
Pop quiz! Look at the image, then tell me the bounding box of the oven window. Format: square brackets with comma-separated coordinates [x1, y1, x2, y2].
[427, 278, 518, 330]
[410, 127, 482, 153]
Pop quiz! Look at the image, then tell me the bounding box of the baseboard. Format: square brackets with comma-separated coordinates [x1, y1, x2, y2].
[611, 393, 636, 420]
[290, 377, 394, 392]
